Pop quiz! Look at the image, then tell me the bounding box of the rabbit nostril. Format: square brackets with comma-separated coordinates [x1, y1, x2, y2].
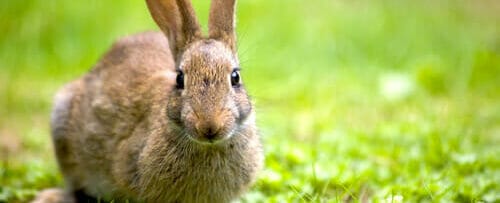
[204, 127, 219, 140]
[197, 125, 222, 141]
[194, 119, 225, 142]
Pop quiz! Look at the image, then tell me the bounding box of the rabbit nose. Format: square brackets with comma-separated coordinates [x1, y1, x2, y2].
[204, 127, 219, 140]
[196, 122, 223, 141]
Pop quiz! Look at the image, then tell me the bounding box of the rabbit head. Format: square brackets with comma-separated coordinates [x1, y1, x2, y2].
[146, 0, 252, 143]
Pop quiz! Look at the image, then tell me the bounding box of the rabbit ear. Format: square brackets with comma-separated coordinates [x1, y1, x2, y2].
[208, 0, 237, 51]
[146, 0, 202, 58]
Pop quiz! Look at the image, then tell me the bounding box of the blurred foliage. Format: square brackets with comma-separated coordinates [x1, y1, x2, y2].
[1, 0, 499, 202]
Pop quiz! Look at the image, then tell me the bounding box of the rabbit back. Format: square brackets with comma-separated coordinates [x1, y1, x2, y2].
[50, 31, 176, 199]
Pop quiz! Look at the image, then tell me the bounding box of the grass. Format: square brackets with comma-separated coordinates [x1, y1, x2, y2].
[1, 0, 499, 202]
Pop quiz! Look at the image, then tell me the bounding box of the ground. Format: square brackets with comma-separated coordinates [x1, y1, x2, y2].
[0, 0, 499, 202]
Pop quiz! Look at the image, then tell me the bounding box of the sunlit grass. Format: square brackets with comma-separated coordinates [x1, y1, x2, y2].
[1, 0, 499, 202]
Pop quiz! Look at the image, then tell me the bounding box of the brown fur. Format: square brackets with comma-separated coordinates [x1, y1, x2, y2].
[33, 0, 263, 202]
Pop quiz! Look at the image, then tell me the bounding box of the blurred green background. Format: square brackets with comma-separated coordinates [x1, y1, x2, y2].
[1, 0, 499, 202]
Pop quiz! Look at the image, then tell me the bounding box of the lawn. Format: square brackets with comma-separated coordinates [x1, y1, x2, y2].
[1, 0, 499, 202]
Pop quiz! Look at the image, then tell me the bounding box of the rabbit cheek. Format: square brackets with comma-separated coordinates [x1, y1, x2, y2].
[179, 105, 199, 140]
[233, 89, 252, 124]
[166, 92, 183, 126]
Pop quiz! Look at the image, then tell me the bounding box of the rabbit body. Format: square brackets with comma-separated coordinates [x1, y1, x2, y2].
[49, 31, 262, 202]
[33, 0, 264, 202]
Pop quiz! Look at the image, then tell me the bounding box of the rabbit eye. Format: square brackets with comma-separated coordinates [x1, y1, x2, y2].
[176, 71, 184, 89]
[231, 69, 240, 87]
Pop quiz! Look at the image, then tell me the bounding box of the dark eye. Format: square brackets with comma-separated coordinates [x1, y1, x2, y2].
[176, 71, 184, 89]
[231, 69, 240, 87]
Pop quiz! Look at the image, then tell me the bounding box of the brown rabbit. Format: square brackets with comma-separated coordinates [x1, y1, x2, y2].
[33, 0, 263, 202]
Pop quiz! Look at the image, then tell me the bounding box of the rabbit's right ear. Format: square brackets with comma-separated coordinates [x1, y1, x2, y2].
[146, 0, 202, 59]
[208, 0, 237, 52]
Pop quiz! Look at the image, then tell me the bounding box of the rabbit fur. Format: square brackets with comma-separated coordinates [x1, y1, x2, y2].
[33, 0, 263, 202]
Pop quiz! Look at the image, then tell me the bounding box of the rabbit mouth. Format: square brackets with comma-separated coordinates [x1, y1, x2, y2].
[185, 124, 237, 145]
[166, 113, 236, 145]
[185, 111, 255, 145]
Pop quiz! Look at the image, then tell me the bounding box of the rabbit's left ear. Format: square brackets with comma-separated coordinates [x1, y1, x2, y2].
[208, 0, 237, 52]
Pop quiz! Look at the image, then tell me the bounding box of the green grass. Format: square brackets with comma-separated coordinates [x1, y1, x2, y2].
[1, 0, 499, 202]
